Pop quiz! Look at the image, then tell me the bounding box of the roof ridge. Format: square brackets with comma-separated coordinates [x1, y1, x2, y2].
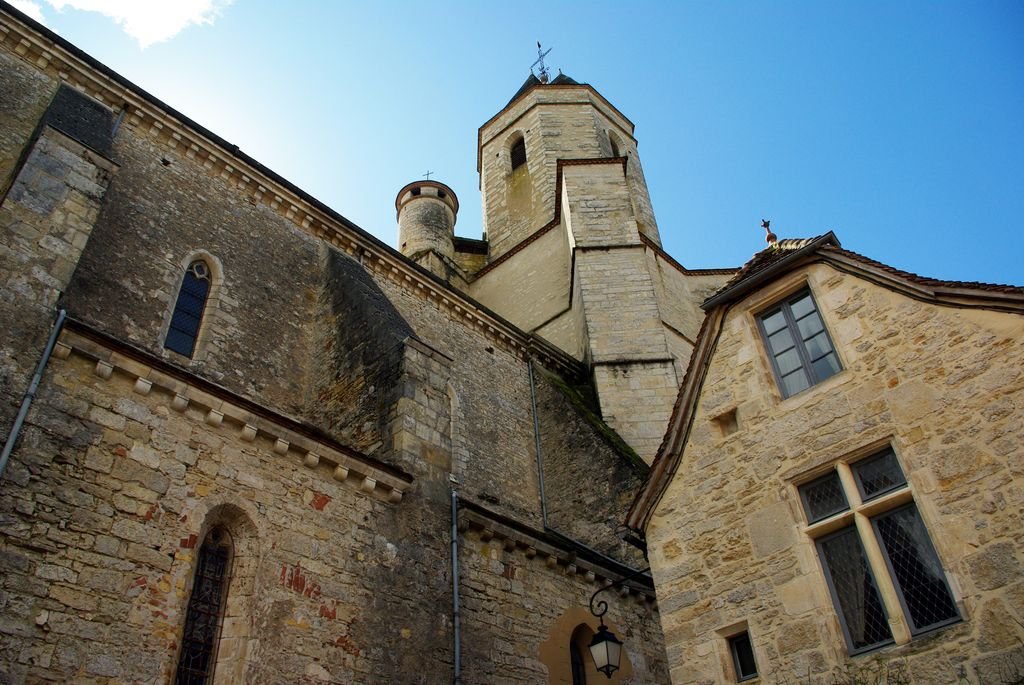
[823, 245, 1024, 293]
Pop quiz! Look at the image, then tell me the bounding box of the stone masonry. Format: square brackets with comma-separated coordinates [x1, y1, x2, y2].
[0, 5, 667, 684]
[645, 261, 1024, 684]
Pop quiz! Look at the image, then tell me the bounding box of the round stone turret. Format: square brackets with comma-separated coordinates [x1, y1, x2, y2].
[395, 180, 458, 261]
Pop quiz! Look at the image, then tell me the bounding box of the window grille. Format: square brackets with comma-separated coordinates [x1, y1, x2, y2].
[800, 471, 849, 523]
[166, 260, 211, 358]
[175, 528, 231, 684]
[758, 289, 841, 398]
[853, 451, 907, 501]
[798, 448, 959, 654]
[817, 528, 894, 652]
[874, 505, 960, 633]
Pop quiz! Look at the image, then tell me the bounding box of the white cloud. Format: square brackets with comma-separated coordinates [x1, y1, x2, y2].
[43, 0, 234, 48]
[10, 0, 47, 24]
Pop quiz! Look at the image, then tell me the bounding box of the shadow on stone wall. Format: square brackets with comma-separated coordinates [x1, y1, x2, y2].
[534, 366, 648, 566]
[308, 246, 414, 460]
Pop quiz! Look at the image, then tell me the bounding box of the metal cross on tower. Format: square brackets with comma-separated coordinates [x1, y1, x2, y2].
[532, 42, 552, 84]
[423, 170, 433, 180]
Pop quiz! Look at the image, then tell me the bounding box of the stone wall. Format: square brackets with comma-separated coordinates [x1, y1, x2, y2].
[469, 223, 573, 345]
[534, 367, 647, 565]
[0, 344, 448, 684]
[457, 530, 667, 685]
[0, 76, 116, 446]
[0, 11, 671, 683]
[372, 272, 545, 527]
[308, 247, 413, 457]
[647, 263, 1024, 684]
[644, 250, 732, 381]
[62, 119, 321, 422]
[0, 50, 55, 194]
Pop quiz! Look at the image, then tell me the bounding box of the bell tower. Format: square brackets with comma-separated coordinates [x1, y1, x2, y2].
[468, 62, 702, 464]
[476, 70, 661, 260]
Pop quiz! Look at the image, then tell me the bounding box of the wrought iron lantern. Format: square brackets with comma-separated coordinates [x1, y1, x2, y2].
[587, 566, 650, 679]
[588, 620, 623, 678]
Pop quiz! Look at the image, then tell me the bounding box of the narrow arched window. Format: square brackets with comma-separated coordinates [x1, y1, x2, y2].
[176, 527, 232, 684]
[166, 260, 211, 358]
[570, 639, 587, 685]
[510, 136, 527, 170]
[609, 134, 621, 158]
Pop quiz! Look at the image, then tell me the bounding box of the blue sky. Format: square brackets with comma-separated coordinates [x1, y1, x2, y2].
[11, 0, 1024, 284]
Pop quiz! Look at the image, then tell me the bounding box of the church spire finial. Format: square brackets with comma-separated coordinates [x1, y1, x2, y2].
[762, 219, 777, 248]
[531, 42, 552, 84]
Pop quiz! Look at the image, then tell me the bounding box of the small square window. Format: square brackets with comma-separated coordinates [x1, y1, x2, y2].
[757, 289, 841, 398]
[728, 631, 758, 682]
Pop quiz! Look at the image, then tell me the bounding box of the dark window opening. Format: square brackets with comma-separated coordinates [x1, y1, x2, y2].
[165, 260, 211, 358]
[410, 187, 421, 196]
[437, 190, 446, 199]
[175, 527, 232, 684]
[758, 289, 841, 398]
[729, 631, 758, 682]
[510, 137, 527, 170]
[570, 639, 587, 685]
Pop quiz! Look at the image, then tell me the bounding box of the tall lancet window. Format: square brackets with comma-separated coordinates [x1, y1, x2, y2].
[176, 527, 232, 684]
[166, 260, 211, 358]
[570, 639, 587, 685]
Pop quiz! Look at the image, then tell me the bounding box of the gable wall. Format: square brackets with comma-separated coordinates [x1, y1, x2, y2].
[646, 263, 1024, 684]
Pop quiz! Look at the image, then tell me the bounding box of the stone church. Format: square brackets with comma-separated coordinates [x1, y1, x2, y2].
[1, 2, 1021, 684]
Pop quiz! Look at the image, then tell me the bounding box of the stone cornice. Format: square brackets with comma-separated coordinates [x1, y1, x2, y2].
[56, 321, 412, 503]
[458, 499, 656, 603]
[0, 5, 584, 379]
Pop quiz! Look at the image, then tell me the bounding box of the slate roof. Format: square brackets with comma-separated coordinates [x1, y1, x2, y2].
[507, 71, 584, 106]
[508, 74, 542, 105]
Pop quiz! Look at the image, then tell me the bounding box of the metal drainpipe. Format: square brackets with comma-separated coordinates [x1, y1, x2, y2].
[451, 487, 462, 685]
[0, 308, 67, 479]
[527, 360, 549, 526]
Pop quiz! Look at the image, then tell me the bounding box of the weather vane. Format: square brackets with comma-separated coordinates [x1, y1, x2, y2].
[532, 42, 552, 84]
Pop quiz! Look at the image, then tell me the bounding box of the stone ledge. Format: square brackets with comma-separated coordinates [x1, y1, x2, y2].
[56, 329, 409, 504]
[458, 504, 658, 607]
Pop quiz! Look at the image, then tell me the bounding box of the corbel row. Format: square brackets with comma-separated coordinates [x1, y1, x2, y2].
[54, 329, 409, 504]
[458, 508, 657, 607]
